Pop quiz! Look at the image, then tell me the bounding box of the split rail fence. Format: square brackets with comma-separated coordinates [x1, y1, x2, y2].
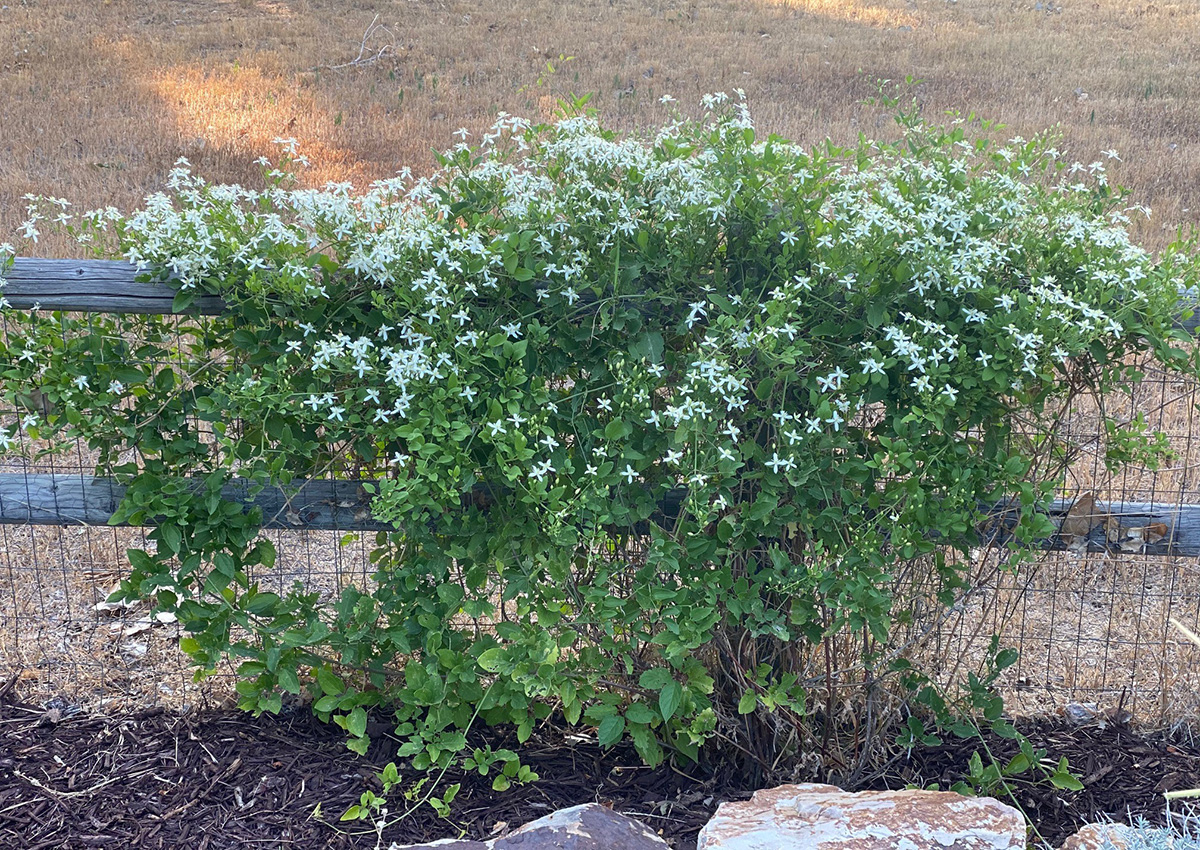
[3, 259, 1200, 723]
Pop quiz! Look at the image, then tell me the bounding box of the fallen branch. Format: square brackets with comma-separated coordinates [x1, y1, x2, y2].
[312, 14, 395, 72]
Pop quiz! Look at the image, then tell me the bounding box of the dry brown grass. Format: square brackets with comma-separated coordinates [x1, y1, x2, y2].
[2, 0, 1199, 257]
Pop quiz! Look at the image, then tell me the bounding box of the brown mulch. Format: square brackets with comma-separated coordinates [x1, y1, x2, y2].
[0, 681, 746, 850]
[892, 717, 1200, 847]
[3, 678, 1200, 850]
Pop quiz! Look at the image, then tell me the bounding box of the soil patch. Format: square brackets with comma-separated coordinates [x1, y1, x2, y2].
[3, 680, 1199, 849]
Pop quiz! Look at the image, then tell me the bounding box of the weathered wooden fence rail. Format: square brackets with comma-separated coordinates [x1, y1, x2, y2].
[0, 473, 387, 531]
[3, 258, 225, 314]
[3, 258, 1200, 555]
[0, 472, 1193, 556]
[5, 258, 1200, 328]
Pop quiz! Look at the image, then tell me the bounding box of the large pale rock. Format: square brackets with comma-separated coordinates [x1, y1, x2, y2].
[696, 783, 1025, 850]
[1060, 823, 1174, 850]
[388, 803, 669, 850]
[1059, 824, 1134, 850]
[499, 803, 669, 849]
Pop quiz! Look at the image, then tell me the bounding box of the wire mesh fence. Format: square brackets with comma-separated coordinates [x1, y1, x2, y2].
[926, 361, 1200, 726]
[3, 306, 1200, 728]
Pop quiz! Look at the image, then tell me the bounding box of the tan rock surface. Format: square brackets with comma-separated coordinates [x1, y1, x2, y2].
[696, 783, 1025, 850]
[1059, 823, 1175, 850]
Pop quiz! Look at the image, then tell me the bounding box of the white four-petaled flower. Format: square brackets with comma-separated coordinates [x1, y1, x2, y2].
[765, 453, 794, 473]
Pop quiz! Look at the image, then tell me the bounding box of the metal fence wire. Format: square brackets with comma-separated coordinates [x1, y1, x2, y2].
[2, 307, 1200, 728]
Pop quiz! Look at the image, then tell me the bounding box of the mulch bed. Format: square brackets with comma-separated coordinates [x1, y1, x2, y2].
[3, 677, 1200, 850]
[895, 718, 1200, 846]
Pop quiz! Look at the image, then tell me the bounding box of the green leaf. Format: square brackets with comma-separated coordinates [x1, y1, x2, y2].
[1049, 757, 1084, 791]
[256, 539, 277, 569]
[347, 706, 368, 738]
[596, 714, 626, 747]
[737, 691, 757, 715]
[991, 719, 1020, 739]
[317, 667, 345, 696]
[1005, 753, 1031, 775]
[158, 524, 182, 555]
[625, 702, 656, 724]
[628, 722, 664, 767]
[127, 549, 157, 572]
[629, 331, 664, 364]
[1049, 772, 1084, 791]
[277, 667, 301, 694]
[639, 668, 672, 690]
[213, 552, 236, 577]
[517, 718, 534, 743]
[478, 647, 505, 673]
[604, 419, 633, 441]
[564, 699, 582, 725]
[381, 762, 400, 786]
[994, 648, 1019, 670]
[658, 680, 682, 723]
[245, 592, 280, 615]
[866, 299, 888, 328]
[171, 288, 196, 313]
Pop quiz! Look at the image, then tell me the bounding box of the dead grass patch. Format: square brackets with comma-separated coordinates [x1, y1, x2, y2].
[1, 0, 1198, 257]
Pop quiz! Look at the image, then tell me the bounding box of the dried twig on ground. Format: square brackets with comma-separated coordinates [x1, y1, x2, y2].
[312, 15, 395, 72]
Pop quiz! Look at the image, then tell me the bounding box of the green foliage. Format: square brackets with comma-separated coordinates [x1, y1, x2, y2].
[2, 93, 1197, 806]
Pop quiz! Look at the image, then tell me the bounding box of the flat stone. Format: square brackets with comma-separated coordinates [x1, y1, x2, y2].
[696, 783, 1025, 850]
[388, 803, 668, 850]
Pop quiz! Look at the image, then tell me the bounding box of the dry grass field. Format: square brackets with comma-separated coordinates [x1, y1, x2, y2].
[2, 0, 1199, 256]
[4, 0, 1200, 722]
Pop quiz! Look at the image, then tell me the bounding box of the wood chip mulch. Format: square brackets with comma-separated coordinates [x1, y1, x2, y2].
[3, 676, 1200, 849]
[890, 716, 1200, 846]
[0, 680, 745, 850]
